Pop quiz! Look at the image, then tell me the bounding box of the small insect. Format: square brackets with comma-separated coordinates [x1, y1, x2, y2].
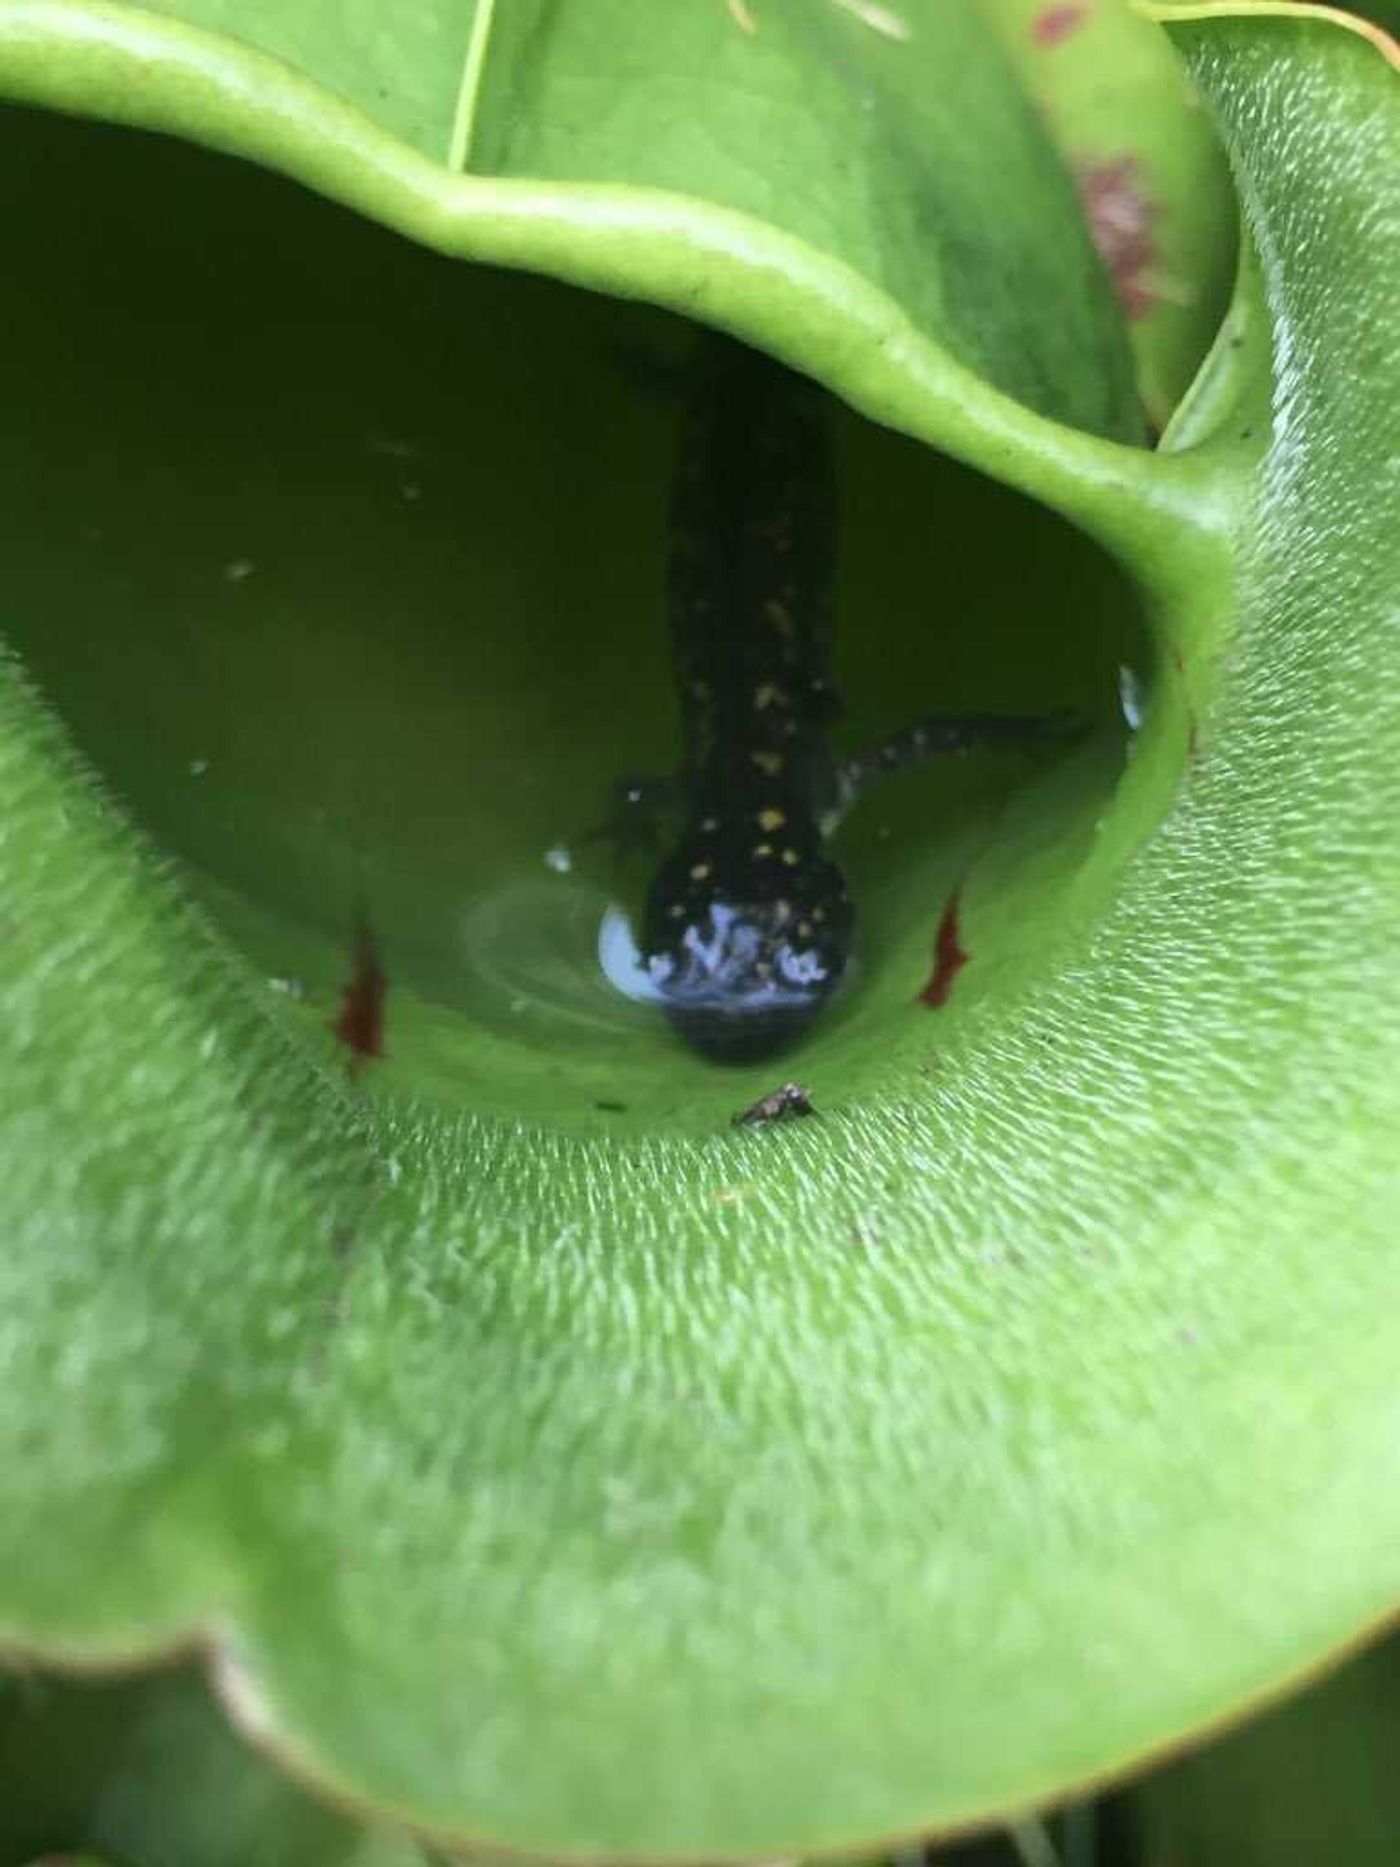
[732, 1080, 816, 1127]
[619, 333, 1078, 1065]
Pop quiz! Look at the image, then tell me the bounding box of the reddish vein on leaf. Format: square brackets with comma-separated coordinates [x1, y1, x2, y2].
[920, 887, 969, 1009]
[333, 920, 388, 1072]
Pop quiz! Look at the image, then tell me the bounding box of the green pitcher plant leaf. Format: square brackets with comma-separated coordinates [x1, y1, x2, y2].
[0, 0, 1396, 1858]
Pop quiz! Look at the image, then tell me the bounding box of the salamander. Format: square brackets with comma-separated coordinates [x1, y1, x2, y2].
[633, 332, 1071, 1064]
[635, 337, 849, 1062]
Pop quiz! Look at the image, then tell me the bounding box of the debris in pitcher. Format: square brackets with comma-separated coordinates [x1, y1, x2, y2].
[732, 1081, 816, 1127]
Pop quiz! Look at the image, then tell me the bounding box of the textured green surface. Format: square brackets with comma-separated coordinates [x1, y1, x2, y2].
[0, 0, 1395, 1860]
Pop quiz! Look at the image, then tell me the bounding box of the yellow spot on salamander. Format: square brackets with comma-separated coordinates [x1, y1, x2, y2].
[780, 848, 801, 866]
[750, 749, 784, 776]
[754, 844, 774, 858]
[757, 806, 786, 832]
[689, 862, 713, 881]
[763, 598, 793, 635]
[754, 683, 784, 710]
[797, 919, 812, 938]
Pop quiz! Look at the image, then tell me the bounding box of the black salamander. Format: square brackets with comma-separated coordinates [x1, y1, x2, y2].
[633, 334, 1071, 1064]
[636, 337, 848, 1063]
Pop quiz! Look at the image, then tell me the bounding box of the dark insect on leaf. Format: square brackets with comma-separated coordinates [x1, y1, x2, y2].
[732, 1081, 817, 1127]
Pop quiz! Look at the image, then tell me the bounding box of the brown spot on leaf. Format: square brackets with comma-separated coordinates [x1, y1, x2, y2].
[333, 920, 387, 1074]
[920, 888, 968, 1009]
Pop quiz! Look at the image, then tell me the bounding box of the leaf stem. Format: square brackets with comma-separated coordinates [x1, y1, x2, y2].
[1007, 1817, 1063, 1867]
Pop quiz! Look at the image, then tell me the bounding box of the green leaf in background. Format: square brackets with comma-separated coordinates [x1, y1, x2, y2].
[0, 0, 1395, 1860]
[0, 1665, 425, 1867]
[978, 0, 1237, 429]
[1322, 0, 1400, 30]
[1130, 1631, 1400, 1866]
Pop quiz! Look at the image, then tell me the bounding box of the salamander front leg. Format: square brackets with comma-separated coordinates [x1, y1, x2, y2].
[837, 710, 1084, 807]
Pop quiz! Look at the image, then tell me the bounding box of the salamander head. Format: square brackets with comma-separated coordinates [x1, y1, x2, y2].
[641, 819, 854, 1062]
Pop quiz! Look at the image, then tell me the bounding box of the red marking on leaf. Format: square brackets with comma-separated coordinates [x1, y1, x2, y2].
[1076, 155, 1161, 320]
[333, 921, 388, 1073]
[1031, 3, 1087, 47]
[920, 888, 968, 1009]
